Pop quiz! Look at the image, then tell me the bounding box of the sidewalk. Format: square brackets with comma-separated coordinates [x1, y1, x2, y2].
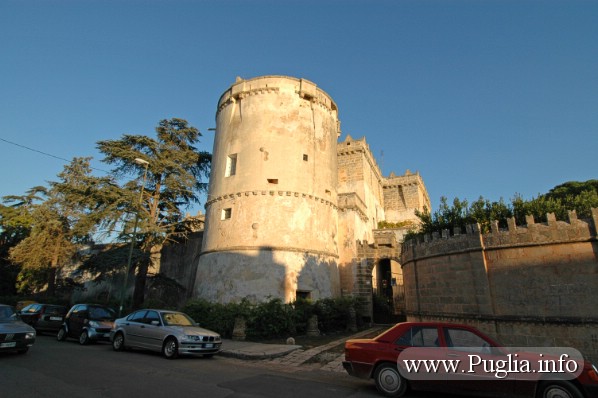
[219, 338, 302, 360]
[219, 327, 384, 371]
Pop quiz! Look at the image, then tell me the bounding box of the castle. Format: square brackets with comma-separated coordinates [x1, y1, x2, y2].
[193, 75, 430, 315]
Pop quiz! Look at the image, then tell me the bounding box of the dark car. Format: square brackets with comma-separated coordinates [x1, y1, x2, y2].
[110, 309, 222, 359]
[57, 304, 116, 345]
[343, 322, 598, 398]
[0, 304, 36, 354]
[19, 303, 67, 334]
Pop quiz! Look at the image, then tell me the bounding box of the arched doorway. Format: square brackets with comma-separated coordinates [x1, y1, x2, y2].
[371, 258, 406, 324]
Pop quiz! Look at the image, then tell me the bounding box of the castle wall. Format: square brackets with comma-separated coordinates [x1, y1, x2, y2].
[336, 136, 386, 313]
[158, 231, 203, 300]
[401, 209, 598, 361]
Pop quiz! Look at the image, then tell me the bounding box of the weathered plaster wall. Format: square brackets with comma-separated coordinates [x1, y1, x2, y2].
[196, 250, 339, 303]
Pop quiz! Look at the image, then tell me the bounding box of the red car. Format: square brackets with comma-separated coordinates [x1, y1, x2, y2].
[343, 322, 598, 398]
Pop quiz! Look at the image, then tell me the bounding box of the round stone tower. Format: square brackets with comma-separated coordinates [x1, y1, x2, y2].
[195, 76, 341, 303]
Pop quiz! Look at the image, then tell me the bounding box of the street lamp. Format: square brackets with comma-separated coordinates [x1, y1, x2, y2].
[118, 158, 150, 317]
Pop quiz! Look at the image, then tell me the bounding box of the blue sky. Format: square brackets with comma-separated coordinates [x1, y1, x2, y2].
[1, 0, 597, 219]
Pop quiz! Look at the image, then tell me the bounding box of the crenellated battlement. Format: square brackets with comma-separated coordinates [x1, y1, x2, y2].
[402, 208, 598, 263]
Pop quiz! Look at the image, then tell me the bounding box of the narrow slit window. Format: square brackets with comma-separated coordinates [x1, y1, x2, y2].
[225, 154, 237, 177]
[267, 178, 278, 184]
[303, 154, 308, 161]
[221, 208, 232, 220]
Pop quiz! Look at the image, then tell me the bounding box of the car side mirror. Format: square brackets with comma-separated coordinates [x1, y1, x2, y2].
[151, 320, 160, 326]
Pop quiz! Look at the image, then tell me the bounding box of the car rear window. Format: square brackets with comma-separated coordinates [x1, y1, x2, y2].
[46, 305, 67, 314]
[396, 326, 439, 347]
[89, 306, 116, 320]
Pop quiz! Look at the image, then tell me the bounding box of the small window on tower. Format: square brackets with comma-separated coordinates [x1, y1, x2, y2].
[303, 154, 308, 161]
[267, 178, 278, 184]
[225, 154, 237, 177]
[296, 290, 311, 300]
[221, 208, 232, 220]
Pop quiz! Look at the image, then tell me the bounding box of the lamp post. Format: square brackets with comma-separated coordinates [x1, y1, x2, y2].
[118, 158, 150, 317]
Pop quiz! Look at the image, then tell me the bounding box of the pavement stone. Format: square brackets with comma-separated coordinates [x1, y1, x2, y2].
[219, 326, 385, 373]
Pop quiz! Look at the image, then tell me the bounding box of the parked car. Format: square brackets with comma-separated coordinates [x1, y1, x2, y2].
[343, 322, 598, 398]
[57, 304, 116, 345]
[0, 304, 36, 354]
[19, 303, 68, 334]
[110, 309, 222, 359]
[15, 300, 37, 311]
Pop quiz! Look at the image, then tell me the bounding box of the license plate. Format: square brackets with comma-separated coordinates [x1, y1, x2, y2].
[49, 317, 62, 321]
[1, 342, 17, 348]
[205, 343, 213, 348]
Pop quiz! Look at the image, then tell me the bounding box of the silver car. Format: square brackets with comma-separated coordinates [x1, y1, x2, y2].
[110, 309, 221, 359]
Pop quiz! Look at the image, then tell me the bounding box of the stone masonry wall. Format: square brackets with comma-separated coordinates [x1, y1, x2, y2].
[158, 231, 204, 304]
[401, 208, 598, 362]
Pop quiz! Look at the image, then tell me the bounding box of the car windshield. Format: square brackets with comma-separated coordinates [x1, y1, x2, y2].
[0, 306, 16, 321]
[161, 312, 194, 326]
[89, 306, 115, 320]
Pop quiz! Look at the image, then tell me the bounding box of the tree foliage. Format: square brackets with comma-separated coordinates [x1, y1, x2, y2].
[1, 118, 211, 305]
[5, 159, 106, 295]
[95, 118, 211, 308]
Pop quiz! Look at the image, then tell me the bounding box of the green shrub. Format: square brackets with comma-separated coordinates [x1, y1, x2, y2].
[183, 296, 366, 339]
[246, 297, 295, 339]
[183, 298, 252, 338]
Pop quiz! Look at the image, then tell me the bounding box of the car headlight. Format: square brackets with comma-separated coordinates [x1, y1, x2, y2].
[181, 335, 198, 342]
[88, 320, 100, 328]
[25, 332, 35, 339]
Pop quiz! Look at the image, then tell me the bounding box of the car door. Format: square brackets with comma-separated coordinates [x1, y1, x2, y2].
[441, 326, 515, 397]
[121, 310, 147, 348]
[395, 325, 447, 393]
[68, 305, 87, 337]
[138, 310, 165, 352]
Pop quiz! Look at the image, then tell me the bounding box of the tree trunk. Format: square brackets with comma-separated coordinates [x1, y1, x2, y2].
[132, 244, 161, 310]
[132, 260, 148, 309]
[46, 266, 57, 297]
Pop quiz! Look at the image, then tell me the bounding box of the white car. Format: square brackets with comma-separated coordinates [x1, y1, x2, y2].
[110, 309, 221, 359]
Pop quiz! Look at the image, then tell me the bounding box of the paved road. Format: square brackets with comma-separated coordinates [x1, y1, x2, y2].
[1, 334, 469, 398]
[0, 334, 384, 398]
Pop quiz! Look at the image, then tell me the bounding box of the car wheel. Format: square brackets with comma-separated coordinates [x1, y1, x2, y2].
[16, 348, 29, 354]
[79, 330, 90, 345]
[113, 332, 125, 351]
[374, 363, 408, 397]
[57, 327, 67, 341]
[162, 337, 178, 359]
[537, 381, 583, 398]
